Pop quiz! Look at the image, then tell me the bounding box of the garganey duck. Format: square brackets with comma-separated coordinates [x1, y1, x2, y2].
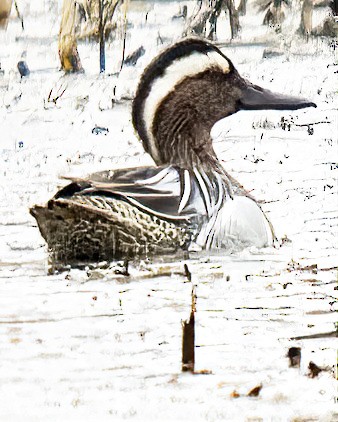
[30, 38, 315, 266]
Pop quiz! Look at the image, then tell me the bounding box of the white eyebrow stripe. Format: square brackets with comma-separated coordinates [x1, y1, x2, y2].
[194, 168, 212, 217]
[142, 50, 230, 161]
[178, 170, 191, 214]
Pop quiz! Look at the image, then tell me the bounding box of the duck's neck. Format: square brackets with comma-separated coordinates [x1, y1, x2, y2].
[151, 108, 248, 200]
[153, 123, 219, 171]
[154, 120, 243, 201]
[151, 103, 225, 175]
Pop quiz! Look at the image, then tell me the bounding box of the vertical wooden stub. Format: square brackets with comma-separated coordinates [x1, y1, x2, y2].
[98, 0, 105, 73]
[182, 285, 196, 372]
[226, 0, 240, 39]
[184, 263, 192, 282]
[59, 0, 83, 72]
[287, 347, 301, 367]
[300, 0, 313, 38]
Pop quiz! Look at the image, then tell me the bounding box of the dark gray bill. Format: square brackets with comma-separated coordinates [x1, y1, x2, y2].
[239, 83, 316, 110]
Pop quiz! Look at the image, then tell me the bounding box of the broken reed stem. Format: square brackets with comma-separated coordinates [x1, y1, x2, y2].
[182, 285, 196, 372]
[47, 85, 67, 104]
[119, 0, 129, 72]
[14, 0, 24, 30]
[184, 263, 192, 282]
[120, 26, 127, 72]
[98, 0, 105, 73]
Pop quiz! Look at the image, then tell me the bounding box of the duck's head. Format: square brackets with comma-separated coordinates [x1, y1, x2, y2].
[132, 38, 316, 170]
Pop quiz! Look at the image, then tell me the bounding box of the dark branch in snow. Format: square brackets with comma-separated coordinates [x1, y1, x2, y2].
[14, 0, 24, 30]
[291, 331, 337, 340]
[99, 0, 105, 73]
[47, 86, 67, 105]
[184, 264, 192, 282]
[182, 285, 196, 372]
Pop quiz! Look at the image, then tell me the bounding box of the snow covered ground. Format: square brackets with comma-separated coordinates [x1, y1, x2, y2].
[0, 0, 337, 420]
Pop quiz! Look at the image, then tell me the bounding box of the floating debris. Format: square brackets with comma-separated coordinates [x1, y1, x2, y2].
[17, 60, 30, 77]
[287, 347, 301, 367]
[92, 126, 109, 135]
[114, 260, 130, 276]
[230, 390, 240, 398]
[308, 361, 322, 378]
[262, 49, 284, 59]
[247, 384, 263, 397]
[287, 260, 318, 274]
[280, 116, 331, 135]
[124, 46, 145, 67]
[86, 270, 105, 280]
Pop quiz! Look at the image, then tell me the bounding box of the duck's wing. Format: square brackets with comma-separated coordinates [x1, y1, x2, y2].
[55, 165, 210, 222]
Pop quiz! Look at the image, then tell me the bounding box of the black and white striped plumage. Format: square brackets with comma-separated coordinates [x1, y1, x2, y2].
[30, 38, 315, 265]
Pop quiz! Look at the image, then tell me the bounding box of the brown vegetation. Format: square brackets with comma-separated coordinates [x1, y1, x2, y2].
[299, 0, 313, 36]
[59, 0, 83, 72]
[184, 0, 241, 40]
[75, 0, 121, 40]
[0, 0, 13, 29]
